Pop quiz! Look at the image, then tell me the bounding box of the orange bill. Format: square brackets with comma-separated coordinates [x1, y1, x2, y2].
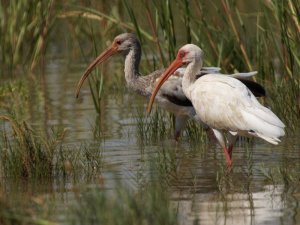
[75, 44, 118, 98]
[147, 58, 184, 113]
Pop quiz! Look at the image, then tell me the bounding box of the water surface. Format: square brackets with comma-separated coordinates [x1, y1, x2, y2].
[35, 40, 300, 225]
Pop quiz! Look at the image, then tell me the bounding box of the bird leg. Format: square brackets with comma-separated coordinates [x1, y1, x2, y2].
[174, 115, 189, 141]
[228, 146, 233, 158]
[227, 133, 238, 158]
[174, 131, 181, 142]
[212, 129, 232, 166]
[223, 147, 233, 166]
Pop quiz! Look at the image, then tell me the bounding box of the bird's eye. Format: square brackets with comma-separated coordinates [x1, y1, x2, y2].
[179, 51, 186, 58]
[116, 40, 122, 45]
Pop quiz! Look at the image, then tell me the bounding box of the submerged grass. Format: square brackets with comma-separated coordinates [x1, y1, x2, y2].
[185, 120, 209, 147]
[70, 179, 178, 225]
[0, 115, 66, 179]
[69, 156, 178, 225]
[0, 115, 105, 181]
[260, 159, 300, 189]
[0, 78, 104, 181]
[135, 107, 173, 144]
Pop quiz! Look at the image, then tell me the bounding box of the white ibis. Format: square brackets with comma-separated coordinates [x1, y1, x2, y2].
[147, 44, 285, 166]
[76, 33, 266, 140]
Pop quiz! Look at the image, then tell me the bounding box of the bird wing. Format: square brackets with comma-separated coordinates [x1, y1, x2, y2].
[156, 67, 222, 107]
[159, 76, 193, 106]
[146, 67, 264, 107]
[227, 71, 258, 78]
[190, 75, 248, 131]
[234, 78, 266, 97]
[146, 69, 192, 107]
[190, 75, 284, 142]
[174, 67, 221, 77]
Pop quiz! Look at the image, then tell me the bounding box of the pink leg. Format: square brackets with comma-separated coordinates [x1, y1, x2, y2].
[223, 147, 233, 166]
[212, 129, 233, 166]
[227, 134, 237, 159]
[228, 145, 234, 158]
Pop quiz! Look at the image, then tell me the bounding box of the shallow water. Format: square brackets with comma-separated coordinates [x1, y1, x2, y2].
[1, 35, 299, 224]
[26, 40, 300, 225]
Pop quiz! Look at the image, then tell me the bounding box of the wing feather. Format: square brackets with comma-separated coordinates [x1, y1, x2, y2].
[189, 75, 284, 143]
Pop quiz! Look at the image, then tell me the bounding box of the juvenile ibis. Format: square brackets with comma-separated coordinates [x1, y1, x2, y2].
[147, 44, 285, 166]
[76, 33, 266, 140]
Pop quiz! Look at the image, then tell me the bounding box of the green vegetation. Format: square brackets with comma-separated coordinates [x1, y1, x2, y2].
[0, 116, 62, 179]
[0, 0, 299, 225]
[0, 0, 56, 72]
[60, 0, 299, 129]
[135, 107, 172, 144]
[69, 167, 177, 225]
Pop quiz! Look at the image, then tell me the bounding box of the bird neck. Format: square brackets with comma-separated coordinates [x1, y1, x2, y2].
[124, 43, 141, 84]
[182, 61, 202, 100]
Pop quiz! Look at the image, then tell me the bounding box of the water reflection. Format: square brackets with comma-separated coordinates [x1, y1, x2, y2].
[177, 184, 299, 225]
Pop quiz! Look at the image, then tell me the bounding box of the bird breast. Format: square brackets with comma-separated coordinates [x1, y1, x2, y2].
[189, 74, 255, 131]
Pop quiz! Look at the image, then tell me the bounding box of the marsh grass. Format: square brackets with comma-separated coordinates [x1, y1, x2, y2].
[54, 141, 104, 182]
[185, 120, 209, 148]
[65, 0, 299, 138]
[267, 80, 300, 131]
[69, 159, 178, 225]
[0, 116, 66, 179]
[0, 0, 56, 72]
[88, 70, 104, 114]
[0, 1, 299, 224]
[0, 79, 30, 117]
[260, 159, 300, 189]
[0, 185, 56, 225]
[85, 24, 105, 114]
[0, 114, 104, 181]
[69, 181, 178, 225]
[135, 107, 173, 144]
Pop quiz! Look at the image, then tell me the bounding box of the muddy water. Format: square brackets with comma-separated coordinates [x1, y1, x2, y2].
[32, 40, 300, 225]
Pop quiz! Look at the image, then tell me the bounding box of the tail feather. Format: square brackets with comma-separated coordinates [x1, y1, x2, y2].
[255, 132, 281, 145]
[228, 71, 258, 78]
[241, 108, 285, 145]
[252, 106, 285, 128]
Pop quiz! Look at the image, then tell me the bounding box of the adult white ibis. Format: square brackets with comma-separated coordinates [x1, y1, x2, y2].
[76, 33, 265, 140]
[147, 44, 285, 166]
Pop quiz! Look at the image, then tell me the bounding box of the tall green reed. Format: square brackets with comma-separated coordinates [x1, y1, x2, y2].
[0, 0, 56, 72]
[65, 0, 299, 133]
[135, 107, 172, 144]
[0, 116, 66, 179]
[87, 28, 104, 114]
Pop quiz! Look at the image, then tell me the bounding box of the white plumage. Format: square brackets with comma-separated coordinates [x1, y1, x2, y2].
[189, 74, 285, 144]
[147, 44, 285, 166]
[76, 33, 266, 141]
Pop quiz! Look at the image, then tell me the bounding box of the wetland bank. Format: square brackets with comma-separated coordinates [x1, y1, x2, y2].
[0, 0, 299, 224]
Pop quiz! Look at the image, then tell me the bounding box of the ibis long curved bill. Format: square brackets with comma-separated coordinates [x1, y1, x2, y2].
[147, 58, 184, 114]
[75, 43, 118, 98]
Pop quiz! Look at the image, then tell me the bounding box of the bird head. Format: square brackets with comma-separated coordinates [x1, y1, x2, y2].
[147, 44, 204, 113]
[113, 33, 139, 53]
[179, 44, 204, 65]
[75, 33, 138, 98]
